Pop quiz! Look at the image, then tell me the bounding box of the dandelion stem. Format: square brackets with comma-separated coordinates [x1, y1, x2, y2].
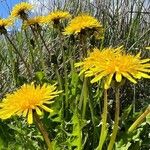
[58, 28, 69, 111]
[5, 34, 32, 78]
[97, 89, 108, 150]
[33, 112, 53, 150]
[128, 105, 150, 133]
[24, 29, 35, 69]
[37, 29, 51, 56]
[30, 26, 46, 73]
[107, 86, 120, 150]
[82, 78, 88, 118]
[80, 34, 88, 119]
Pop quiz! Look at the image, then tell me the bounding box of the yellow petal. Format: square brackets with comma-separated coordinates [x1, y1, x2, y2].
[140, 59, 150, 63]
[0, 112, 12, 119]
[79, 69, 86, 76]
[131, 73, 141, 79]
[0, 103, 4, 107]
[0, 109, 16, 119]
[27, 109, 33, 124]
[137, 68, 150, 73]
[41, 105, 53, 113]
[36, 107, 42, 116]
[91, 72, 107, 83]
[135, 51, 141, 58]
[122, 72, 137, 84]
[85, 70, 94, 77]
[16, 110, 23, 116]
[138, 72, 150, 78]
[104, 73, 114, 89]
[44, 101, 54, 104]
[74, 62, 83, 67]
[116, 72, 122, 82]
[22, 109, 28, 117]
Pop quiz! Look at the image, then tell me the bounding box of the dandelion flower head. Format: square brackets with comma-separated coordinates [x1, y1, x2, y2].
[11, 2, 33, 19]
[0, 83, 62, 124]
[0, 18, 13, 34]
[64, 14, 104, 39]
[0, 18, 13, 28]
[45, 10, 71, 24]
[24, 16, 46, 26]
[75, 47, 150, 89]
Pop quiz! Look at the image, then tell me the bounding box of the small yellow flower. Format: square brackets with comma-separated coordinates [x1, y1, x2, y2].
[75, 47, 150, 89]
[64, 14, 104, 39]
[45, 10, 71, 24]
[0, 83, 62, 124]
[0, 18, 13, 34]
[11, 2, 33, 19]
[24, 16, 46, 26]
[0, 18, 13, 28]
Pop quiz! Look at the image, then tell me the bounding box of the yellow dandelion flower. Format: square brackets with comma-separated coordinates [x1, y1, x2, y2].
[24, 16, 46, 26]
[75, 47, 150, 89]
[0, 18, 14, 34]
[0, 18, 13, 28]
[64, 14, 104, 39]
[45, 10, 71, 24]
[11, 2, 33, 19]
[0, 83, 62, 124]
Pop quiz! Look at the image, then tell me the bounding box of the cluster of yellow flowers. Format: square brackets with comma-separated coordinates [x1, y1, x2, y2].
[0, 2, 103, 38]
[0, 2, 149, 125]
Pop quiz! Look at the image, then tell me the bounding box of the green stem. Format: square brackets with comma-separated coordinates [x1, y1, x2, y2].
[82, 78, 88, 118]
[80, 34, 88, 119]
[37, 29, 51, 56]
[55, 65, 63, 91]
[24, 29, 35, 68]
[30, 26, 46, 73]
[97, 89, 108, 150]
[3, 36, 16, 84]
[63, 49, 69, 108]
[58, 28, 69, 113]
[107, 86, 120, 150]
[128, 105, 150, 133]
[132, 85, 136, 113]
[33, 112, 53, 150]
[5, 34, 32, 78]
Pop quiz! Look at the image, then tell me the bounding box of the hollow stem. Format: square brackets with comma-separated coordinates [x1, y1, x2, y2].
[97, 89, 108, 150]
[33, 112, 53, 150]
[107, 86, 120, 150]
[128, 105, 150, 133]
